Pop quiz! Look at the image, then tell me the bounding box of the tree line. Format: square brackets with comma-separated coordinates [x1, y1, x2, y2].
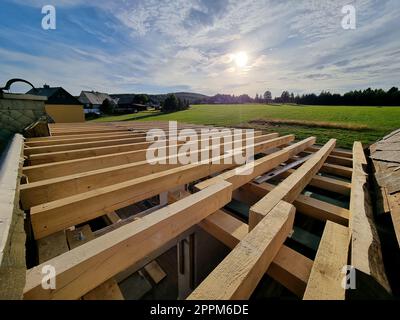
[201, 87, 400, 106]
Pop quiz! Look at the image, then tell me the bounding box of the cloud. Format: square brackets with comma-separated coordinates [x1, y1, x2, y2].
[1, 0, 399, 96]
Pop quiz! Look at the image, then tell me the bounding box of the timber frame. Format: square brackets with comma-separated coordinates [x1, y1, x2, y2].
[6, 121, 391, 300]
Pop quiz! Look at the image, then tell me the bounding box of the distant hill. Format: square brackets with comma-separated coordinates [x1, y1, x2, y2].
[110, 92, 209, 105]
[148, 92, 209, 105]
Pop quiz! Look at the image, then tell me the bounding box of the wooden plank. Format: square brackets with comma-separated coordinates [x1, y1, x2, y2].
[303, 221, 349, 300]
[65, 224, 124, 300]
[27, 130, 263, 164]
[240, 183, 349, 226]
[195, 137, 316, 191]
[198, 209, 312, 297]
[268, 245, 312, 298]
[321, 163, 352, 178]
[307, 146, 352, 159]
[388, 193, 400, 246]
[280, 169, 351, 196]
[26, 130, 145, 142]
[254, 155, 312, 183]
[23, 133, 278, 181]
[25, 129, 236, 153]
[23, 181, 233, 299]
[349, 141, 391, 297]
[24, 135, 151, 155]
[144, 261, 166, 284]
[21, 134, 288, 208]
[304, 151, 353, 167]
[51, 129, 130, 136]
[168, 175, 310, 298]
[28, 138, 292, 239]
[25, 132, 147, 147]
[25, 131, 146, 145]
[82, 278, 124, 300]
[249, 139, 336, 230]
[105, 212, 121, 224]
[188, 201, 295, 300]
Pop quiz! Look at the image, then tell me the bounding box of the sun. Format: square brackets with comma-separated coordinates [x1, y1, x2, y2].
[234, 51, 248, 68]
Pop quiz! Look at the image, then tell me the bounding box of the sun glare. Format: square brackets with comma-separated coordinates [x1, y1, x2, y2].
[234, 51, 248, 68]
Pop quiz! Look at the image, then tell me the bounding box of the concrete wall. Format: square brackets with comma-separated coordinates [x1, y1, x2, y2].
[0, 93, 47, 151]
[45, 104, 85, 123]
[0, 134, 26, 299]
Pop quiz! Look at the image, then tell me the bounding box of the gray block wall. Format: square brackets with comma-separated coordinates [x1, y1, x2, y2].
[0, 93, 47, 152]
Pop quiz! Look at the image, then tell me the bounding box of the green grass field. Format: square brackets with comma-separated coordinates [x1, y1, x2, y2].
[92, 104, 400, 149]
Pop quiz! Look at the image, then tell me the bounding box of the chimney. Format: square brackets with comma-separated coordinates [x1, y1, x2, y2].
[43, 84, 50, 89]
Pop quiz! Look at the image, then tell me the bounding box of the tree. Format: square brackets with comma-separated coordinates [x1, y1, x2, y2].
[280, 91, 290, 103]
[162, 94, 179, 112]
[263, 91, 272, 104]
[99, 98, 115, 114]
[133, 94, 149, 105]
[162, 94, 189, 112]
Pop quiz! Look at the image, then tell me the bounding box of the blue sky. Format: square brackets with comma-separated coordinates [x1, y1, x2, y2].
[0, 0, 399, 97]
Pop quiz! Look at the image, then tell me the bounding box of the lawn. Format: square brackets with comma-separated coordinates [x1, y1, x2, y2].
[92, 104, 400, 149]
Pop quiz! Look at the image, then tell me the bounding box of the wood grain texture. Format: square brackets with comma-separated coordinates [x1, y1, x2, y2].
[303, 221, 349, 300]
[24, 181, 232, 299]
[188, 201, 295, 300]
[349, 141, 391, 297]
[249, 139, 336, 230]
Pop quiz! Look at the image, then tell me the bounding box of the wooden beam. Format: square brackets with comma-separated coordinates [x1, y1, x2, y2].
[51, 129, 130, 136]
[349, 142, 391, 297]
[303, 221, 349, 300]
[25, 132, 146, 147]
[321, 163, 352, 178]
[82, 278, 124, 300]
[195, 137, 316, 191]
[188, 201, 295, 300]
[307, 146, 352, 159]
[23, 181, 232, 299]
[27, 130, 263, 164]
[26, 130, 145, 142]
[304, 151, 353, 167]
[21, 134, 289, 208]
[239, 183, 349, 226]
[28, 137, 292, 239]
[69, 225, 123, 300]
[144, 261, 166, 284]
[25, 129, 246, 154]
[388, 193, 400, 247]
[168, 189, 312, 297]
[198, 209, 312, 297]
[249, 139, 336, 230]
[23, 133, 278, 180]
[24, 135, 151, 155]
[279, 169, 351, 196]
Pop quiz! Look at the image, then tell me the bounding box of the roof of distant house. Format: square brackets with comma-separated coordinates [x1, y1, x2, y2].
[79, 91, 115, 106]
[110, 94, 136, 105]
[26, 85, 81, 105]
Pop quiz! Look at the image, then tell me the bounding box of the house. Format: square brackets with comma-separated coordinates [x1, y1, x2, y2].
[78, 91, 116, 114]
[111, 94, 149, 113]
[27, 85, 84, 123]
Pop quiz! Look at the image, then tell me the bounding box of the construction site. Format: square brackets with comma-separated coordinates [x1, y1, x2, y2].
[1, 116, 399, 300]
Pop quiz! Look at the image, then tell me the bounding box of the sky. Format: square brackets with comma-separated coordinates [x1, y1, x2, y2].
[0, 0, 399, 97]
